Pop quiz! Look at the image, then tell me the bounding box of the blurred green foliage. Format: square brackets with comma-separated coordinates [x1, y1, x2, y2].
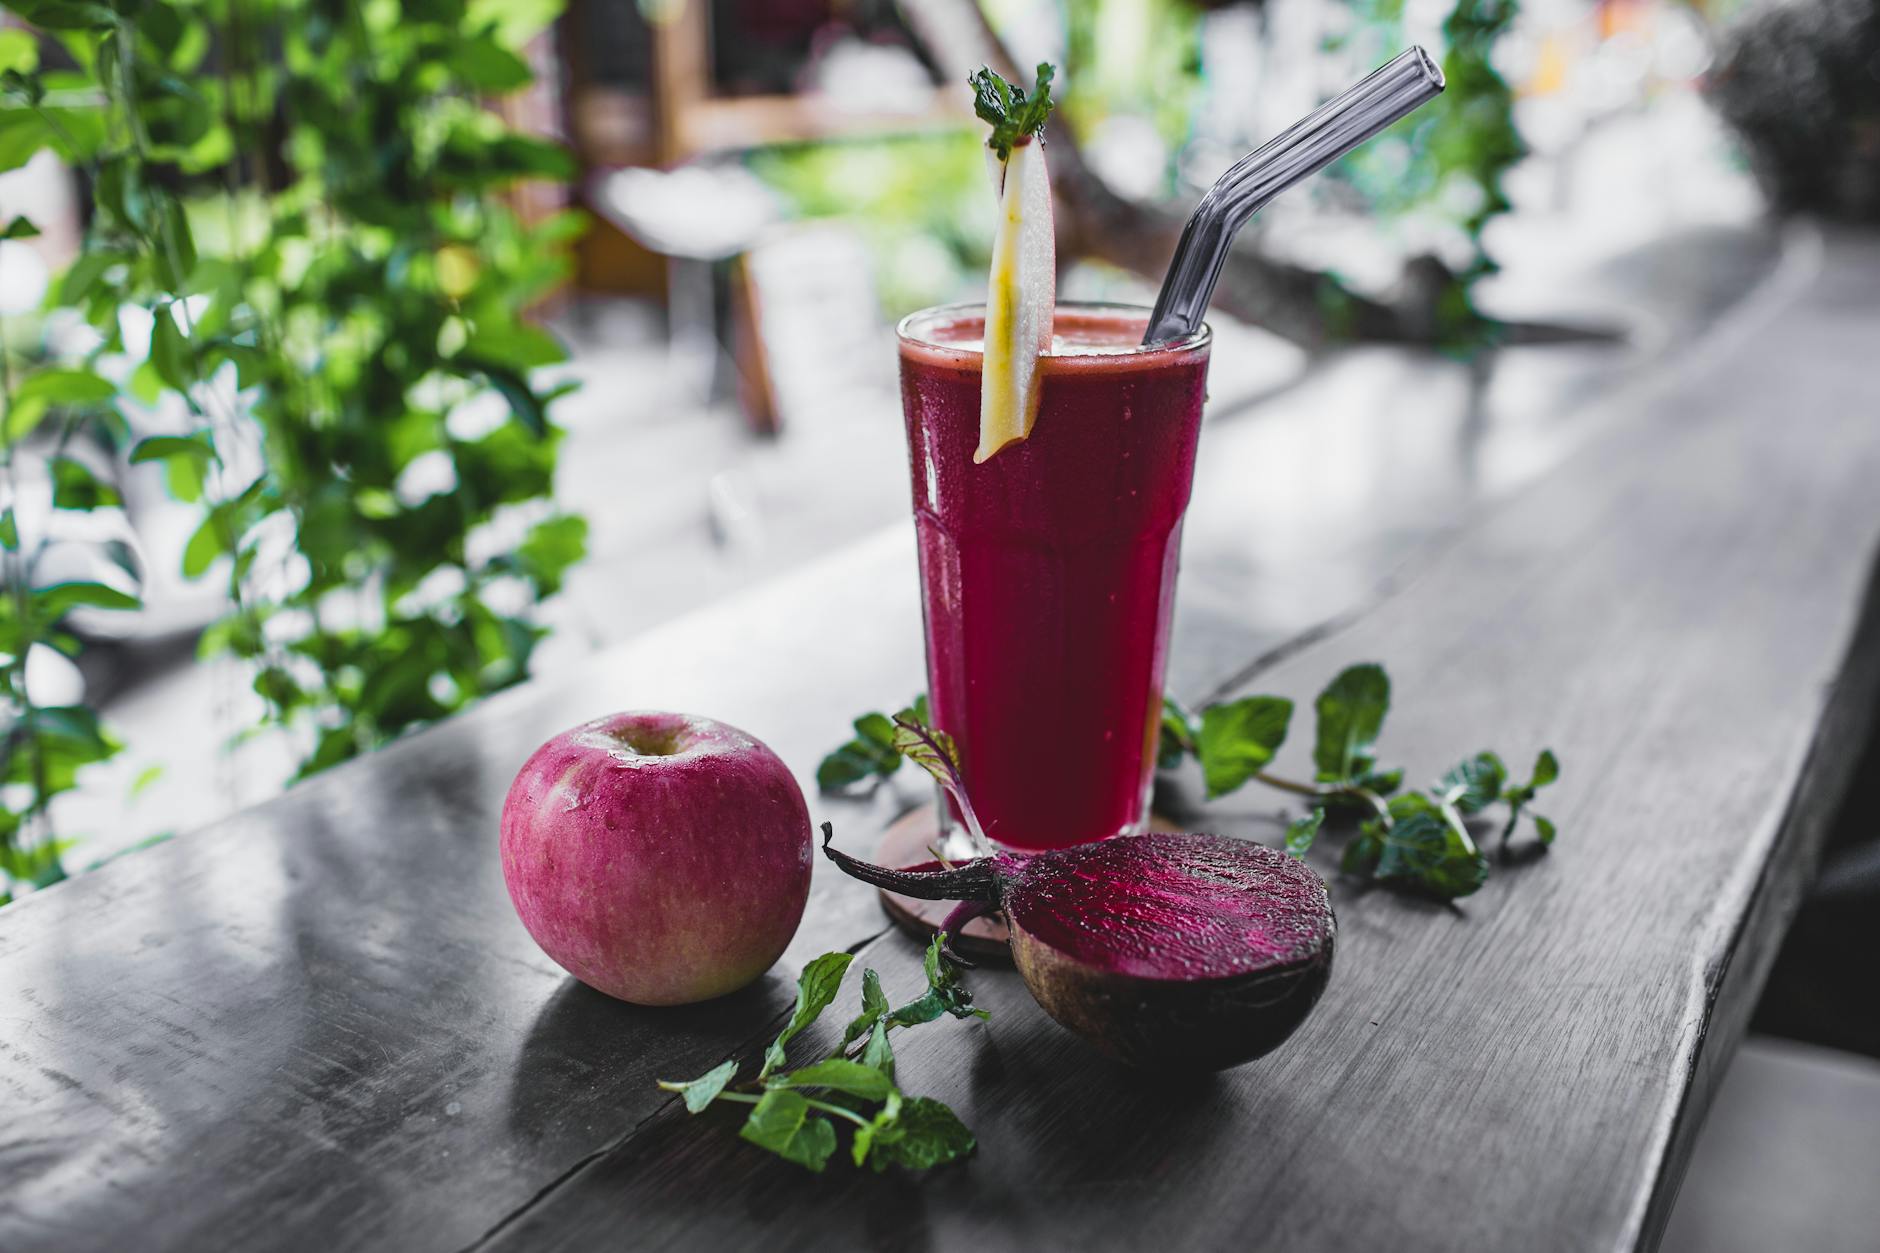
[1059, 0, 1203, 183]
[0, 0, 585, 899]
[750, 0, 1521, 341]
[750, 132, 993, 316]
[1328, 0, 1524, 289]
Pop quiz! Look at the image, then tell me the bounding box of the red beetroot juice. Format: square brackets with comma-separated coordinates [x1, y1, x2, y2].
[897, 303, 1211, 851]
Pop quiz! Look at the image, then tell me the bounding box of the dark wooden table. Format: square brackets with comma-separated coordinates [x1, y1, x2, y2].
[5, 227, 1878, 1253]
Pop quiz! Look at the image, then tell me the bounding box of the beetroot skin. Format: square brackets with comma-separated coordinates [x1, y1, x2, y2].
[825, 830, 1335, 1069]
[501, 712, 812, 1006]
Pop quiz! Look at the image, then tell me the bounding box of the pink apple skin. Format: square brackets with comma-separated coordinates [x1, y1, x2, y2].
[500, 711, 813, 1006]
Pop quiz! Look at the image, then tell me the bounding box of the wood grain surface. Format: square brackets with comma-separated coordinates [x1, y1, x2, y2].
[2, 228, 1875, 1253]
[476, 231, 1880, 1253]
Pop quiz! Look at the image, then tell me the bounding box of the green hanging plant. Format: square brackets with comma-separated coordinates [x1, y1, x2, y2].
[0, 0, 589, 898]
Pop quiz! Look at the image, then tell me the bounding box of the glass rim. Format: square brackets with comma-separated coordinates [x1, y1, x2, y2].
[895, 300, 1212, 359]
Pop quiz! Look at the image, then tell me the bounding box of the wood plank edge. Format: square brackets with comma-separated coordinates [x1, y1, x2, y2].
[1627, 540, 1880, 1251]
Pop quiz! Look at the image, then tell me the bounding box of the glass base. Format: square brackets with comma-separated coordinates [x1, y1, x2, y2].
[931, 778, 1150, 857]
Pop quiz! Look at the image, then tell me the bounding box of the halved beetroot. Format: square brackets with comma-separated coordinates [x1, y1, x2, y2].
[823, 828, 1335, 1070]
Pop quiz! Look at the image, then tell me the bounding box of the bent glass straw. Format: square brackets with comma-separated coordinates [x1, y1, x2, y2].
[1143, 47, 1446, 345]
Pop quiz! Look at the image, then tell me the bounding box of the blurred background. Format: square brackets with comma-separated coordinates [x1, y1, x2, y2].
[0, 0, 1823, 874]
[0, 1, 1876, 1243]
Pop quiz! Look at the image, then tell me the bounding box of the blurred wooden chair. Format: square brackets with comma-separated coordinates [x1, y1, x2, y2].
[560, 0, 964, 432]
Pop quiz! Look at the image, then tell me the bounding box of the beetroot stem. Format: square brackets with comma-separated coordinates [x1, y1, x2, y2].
[819, 823, 1005, 904]
[890, 715, 991, 855]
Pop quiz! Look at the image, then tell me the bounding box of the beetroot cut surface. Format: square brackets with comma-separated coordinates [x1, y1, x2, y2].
[823, 829, 1336, 1070]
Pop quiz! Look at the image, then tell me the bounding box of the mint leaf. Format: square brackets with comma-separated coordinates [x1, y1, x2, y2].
[889, 934, 988, 1026]
[1374, 807, 1489, 899]
[970, 63, 1056, 161]
[1530, 749, 1560, 790]
[969, 66, 1014, 131]
[888, 990, 952, 1029]
[1342, 822, 1385, 875]
[837, 967, 891, 1051]
[761, 951, 854, 1079]
[815, 697, 932, 794]
[658, 1058, 738, 1114]
[817, 712, 902, 792]
[922, 930, 946, 985]
[850, 1090, 902, 1167]
[1312, 663, 1391, 784]
[1158, 695, 1197, 769]
[1284, 809, 1325, 859]
[854, 712, 896, 748]
[816, 741, 895, 791]
[860, 966, 890, 1016]
[1438, 751, 1506, 814]
[860, 1020, 895, 1079]
[865, 1096, 976, 1172]
[1196, 695, 1293, 798]
[923, 933, 987, 1020]
[1501, 748, 1561, 845]
[739, 1090, 838, 1172]
[773, 1058, 895, 1102]
[816, 742, 890, 791]
[1357, 766, 1404, 796]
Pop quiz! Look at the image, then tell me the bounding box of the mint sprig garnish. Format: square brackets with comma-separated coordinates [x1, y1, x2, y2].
[657, 934, 986, 1174]
[820, 662, 1560, 901]
[1159, 664, 1560, 899]
[970, 62, 1056, 161]
[817, 695, 928, 792]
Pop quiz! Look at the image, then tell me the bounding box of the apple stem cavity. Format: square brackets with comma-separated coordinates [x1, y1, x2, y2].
[611, 724, 685, 756]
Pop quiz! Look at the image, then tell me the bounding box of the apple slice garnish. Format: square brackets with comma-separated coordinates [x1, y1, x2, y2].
[978, 137, 1056, 463]
[969, 64, 1058, 464]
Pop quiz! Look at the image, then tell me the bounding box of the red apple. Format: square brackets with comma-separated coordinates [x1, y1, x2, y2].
[500, 711, 813, 1005]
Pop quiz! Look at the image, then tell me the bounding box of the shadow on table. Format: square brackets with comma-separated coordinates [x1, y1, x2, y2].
[486, 941, 1259, 1251]
[504, 970, 797, 1150]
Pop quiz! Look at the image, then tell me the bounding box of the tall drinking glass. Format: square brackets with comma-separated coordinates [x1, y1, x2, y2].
[896, 302, 1212, 852]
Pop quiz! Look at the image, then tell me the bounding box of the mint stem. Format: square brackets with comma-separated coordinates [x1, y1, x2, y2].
[713, 1091, 874, 1128]
[1437, 793, 1482, 860]
[1255, 771, 1391, 821]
